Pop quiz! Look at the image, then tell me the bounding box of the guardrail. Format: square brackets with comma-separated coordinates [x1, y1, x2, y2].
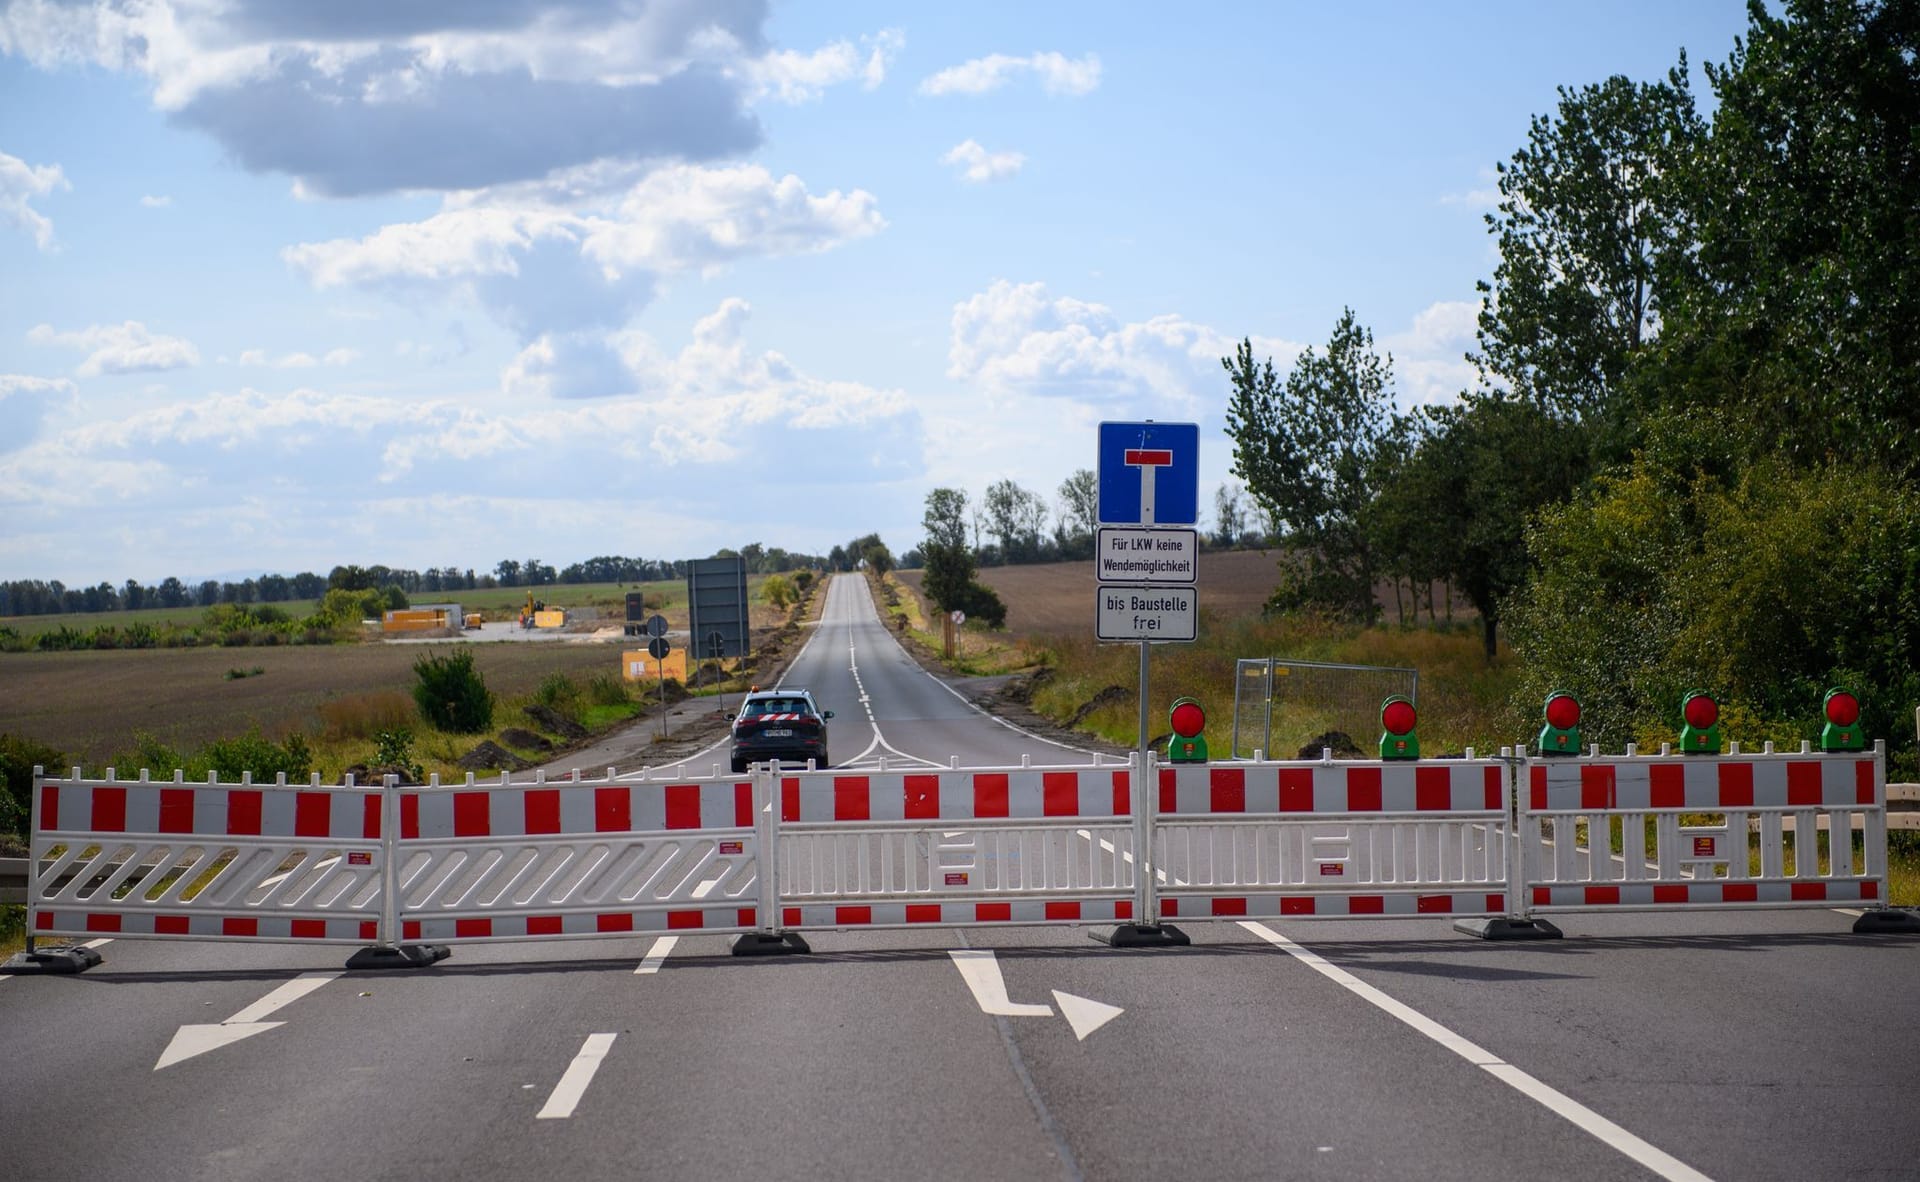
[1, 855, 26, 906]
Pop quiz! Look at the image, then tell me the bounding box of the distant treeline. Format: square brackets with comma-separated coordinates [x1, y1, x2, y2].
[0, 546, 845, 618]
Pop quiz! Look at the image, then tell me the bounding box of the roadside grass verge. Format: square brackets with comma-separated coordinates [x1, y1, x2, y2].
[877, 570, 1043, 678]
[1030, 611, 1524, 757]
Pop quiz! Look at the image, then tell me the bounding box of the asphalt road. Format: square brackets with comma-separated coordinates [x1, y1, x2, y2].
[5, 576, 1918, 1181]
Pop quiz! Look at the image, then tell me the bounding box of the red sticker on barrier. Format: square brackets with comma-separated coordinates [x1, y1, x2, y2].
[718, 841, 744, 855]
[1318, 862, 1344, 876]
[1693, 837, 1717, 858]
[944, 872, 969, 886]
[348, 851, 372, 866]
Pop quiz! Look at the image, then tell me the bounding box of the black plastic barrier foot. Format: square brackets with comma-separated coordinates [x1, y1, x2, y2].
[1852, 908, 1920, 935]
[2, 945, 104, 975]
[731, 932, 810, 957]
[1455, 917, 1564, 941]
[345, 944, 450, 970]
[1089, 923, 1191, 948]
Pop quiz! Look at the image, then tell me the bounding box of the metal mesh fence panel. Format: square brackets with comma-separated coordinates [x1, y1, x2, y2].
[1231, 659, 1418, 760]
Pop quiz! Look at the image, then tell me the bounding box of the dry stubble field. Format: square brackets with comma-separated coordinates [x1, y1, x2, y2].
[2, 640, 628, 772]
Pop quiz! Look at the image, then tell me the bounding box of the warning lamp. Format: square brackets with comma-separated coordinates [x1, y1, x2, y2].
[1678, 690, 1722, 755]
[1167, 697, 1209, 764]
[1378, 695, 1419, 760]
[1537, 691, 1582, 757]
[1820, 687, 1865, 752]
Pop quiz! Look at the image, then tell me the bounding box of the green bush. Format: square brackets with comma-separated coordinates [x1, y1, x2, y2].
[202, 730, 313, 782]
[372, 729, 425, 782]
[0, 734, 66, 837]
[413, 648, 494, 733]
[587, 674, 631, 707]
[534, 672, 583, 714]
[1507, 458, 1920, 776]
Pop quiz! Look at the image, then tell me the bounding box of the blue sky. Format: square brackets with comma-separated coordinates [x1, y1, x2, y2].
[1, 1, 1755, 587]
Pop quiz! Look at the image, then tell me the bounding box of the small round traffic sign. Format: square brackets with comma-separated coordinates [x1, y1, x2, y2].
[951, 610, 965, 625]
[646, 614, 669, 638]
[647, 636, 670, 659]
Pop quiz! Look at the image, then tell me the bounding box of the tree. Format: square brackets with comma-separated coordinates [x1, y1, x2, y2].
[1374, 395, 1587, 659]
[921, 488, 976, 613]
[1057, 469, 1098, 542]
[984, 479, 1047, 564]
[1473, 61, 1704, 450]
[1211, 482, 1247, 548]
[1653, 0, 1920, 477]
[1223, 310, 1399, 622]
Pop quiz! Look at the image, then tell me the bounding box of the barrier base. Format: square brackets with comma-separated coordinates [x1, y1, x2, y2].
[345, 943, 450, 970]
[1454, 917, 1564, 942]
[731, 932, 811, 957]
[1089, 923, 1191, 948]
[2, 945, 104, 975]
[1851, 908, 1920, 935]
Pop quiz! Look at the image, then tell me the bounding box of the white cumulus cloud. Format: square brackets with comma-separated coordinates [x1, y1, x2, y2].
[0, 149, 69, 249]
[747, 28, 902, 103]
[919, 51, 1101, 97]
[28, 320, 201, 377]
[941, 139, 1025, 183]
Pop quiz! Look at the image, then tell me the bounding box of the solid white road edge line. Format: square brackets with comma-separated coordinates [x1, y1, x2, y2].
[537, 1032, 617, 1119]
[1238, 921, 1713, 1182]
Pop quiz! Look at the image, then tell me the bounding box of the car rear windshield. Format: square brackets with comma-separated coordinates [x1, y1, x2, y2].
[745, 699, 809, 717]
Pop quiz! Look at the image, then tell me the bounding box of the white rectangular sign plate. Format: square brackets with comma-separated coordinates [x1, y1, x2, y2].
[1096, 527, 1198, 584]
[1096, 583, 1198, 642]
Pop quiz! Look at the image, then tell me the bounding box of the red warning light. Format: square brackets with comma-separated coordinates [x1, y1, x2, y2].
[1171, 699, 1206, 738]
[1824, 691, 1860, 727]
[1381, 699, 1417, 736]
[1682, 693, 1718, 730]
[1544, 693, 1581, 730]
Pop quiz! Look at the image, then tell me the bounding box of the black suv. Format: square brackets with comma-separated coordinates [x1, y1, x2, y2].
[728, 688, 833, 772]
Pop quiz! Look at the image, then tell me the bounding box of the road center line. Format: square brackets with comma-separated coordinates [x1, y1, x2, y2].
[1238, 921, 1713, 1182]
[537, 1033, 617, 1120]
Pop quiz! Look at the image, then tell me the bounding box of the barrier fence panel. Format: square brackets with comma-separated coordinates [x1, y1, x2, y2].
[29, 769, 385, 943]
[1152, 758, 1510, 920]
[1517, 743, 1888, 915]
[770, 766, 1140, 929]
[392, 770, 763, 942]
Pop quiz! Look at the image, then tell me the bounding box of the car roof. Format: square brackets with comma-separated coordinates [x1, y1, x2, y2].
[746, 688, 814, 699]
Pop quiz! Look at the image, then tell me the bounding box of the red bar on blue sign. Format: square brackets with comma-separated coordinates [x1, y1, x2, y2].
[1124, 449, 1173, 466]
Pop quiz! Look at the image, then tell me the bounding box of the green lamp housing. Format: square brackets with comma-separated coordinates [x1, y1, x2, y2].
[1678, 690, 1722, 755]
[1167, 696, 1210, 764]
[1819, 688, 1865, 753]
[1379, 695, 1419, 761]
[1537, 691, 1582, 758]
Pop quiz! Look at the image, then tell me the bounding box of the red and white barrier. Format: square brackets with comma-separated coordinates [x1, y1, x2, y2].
[1516, 745, 1891, 919]
[29, 771, 385, 945]
[1152, 759, 1510, 924]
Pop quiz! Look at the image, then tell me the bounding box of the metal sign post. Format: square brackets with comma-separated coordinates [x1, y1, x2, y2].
[708, 630, 726, 719]
[1091, 421, 1199, 947]
[646, 615, 670, 741]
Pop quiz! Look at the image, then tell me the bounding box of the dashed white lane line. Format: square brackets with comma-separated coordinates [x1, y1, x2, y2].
[537, 1033, 617, 1120]
[635, 935, 679, 975]
[1239, 921, 1713, 1182]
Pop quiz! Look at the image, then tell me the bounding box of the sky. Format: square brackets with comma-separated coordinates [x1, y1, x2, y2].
[0, 0, 1758, 587]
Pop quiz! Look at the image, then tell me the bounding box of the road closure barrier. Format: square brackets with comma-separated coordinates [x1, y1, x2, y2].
[11, 740, 1915, 972]
[1515, 743, 1888, 915]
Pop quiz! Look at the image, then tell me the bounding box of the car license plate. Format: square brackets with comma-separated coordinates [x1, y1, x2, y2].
[763, 728, 792, 738]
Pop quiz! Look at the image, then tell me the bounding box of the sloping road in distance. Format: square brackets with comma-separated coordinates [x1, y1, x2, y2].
[4, 575, 1917, 1180]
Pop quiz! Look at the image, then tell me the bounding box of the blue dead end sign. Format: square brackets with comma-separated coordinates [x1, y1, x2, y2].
[1097, 421, 1199, 526]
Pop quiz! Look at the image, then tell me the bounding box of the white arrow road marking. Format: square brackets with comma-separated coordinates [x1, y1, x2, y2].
[155, 971, 339, 1070]
[537, 1033, 617, 1119]
[1239, 922, 1713, 1182]
[949, 949, 1053, 1016]
[1051, 990, 1124, 1041]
